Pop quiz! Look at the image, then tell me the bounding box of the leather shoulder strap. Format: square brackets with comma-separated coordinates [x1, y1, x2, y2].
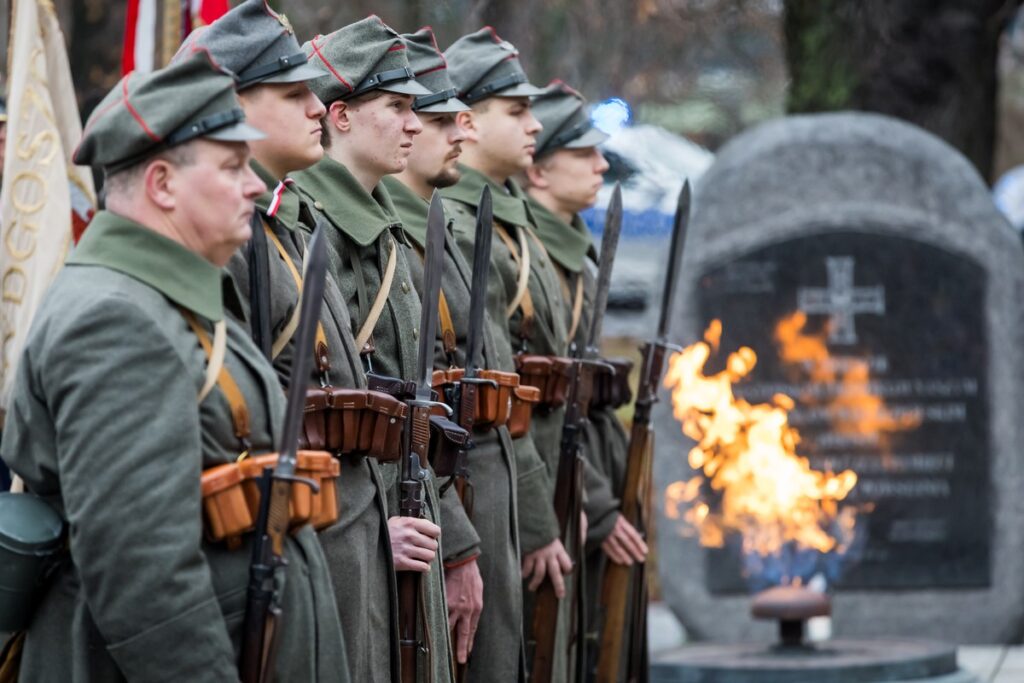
[264, 226, 330, 377]
[181, 309, 251, 446]
[355, 235, 398, 351]
[495, 225, 534, 325]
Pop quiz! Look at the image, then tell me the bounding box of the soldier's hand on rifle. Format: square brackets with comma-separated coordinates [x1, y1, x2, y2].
[445, 557, 484, 664]
[580, 510, 588, 544]
[389, 516, 441, 572]
[600, 514, 648, 566]
[521, 539, 573, 597]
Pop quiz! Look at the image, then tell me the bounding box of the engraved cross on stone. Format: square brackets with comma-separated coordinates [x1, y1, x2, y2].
[797, 256, 885, 345]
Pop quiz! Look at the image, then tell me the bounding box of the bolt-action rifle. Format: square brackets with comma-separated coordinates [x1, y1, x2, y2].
[530, 184, 624, 683]
[398, 191, 451, 683]
[595, 181, 691, 683]
[239, 224, 329, 683]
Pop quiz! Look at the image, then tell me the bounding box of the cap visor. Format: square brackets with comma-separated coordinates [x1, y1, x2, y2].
[379, 79, 434, 97]
[206, 121, 266, 142]
[415, 97, 471, 114]
[494, 82, 547, 98]
[563, 126, 610, 149]
[259, 61, 329, 85]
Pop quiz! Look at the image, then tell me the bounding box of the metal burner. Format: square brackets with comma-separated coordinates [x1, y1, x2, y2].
[751, 585, 831, 649]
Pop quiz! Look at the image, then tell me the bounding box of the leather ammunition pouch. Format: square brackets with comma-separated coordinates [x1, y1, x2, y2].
[200, 450, 340, 544]
[366, 372, 420, 401]
[515, 354, 574, 409]
[428, 415, 470, 477]
[431, 368, 520, 429]
[301, 387, 406, 462]
[589, 357, 635, 410]
[508, 385, 542, 438]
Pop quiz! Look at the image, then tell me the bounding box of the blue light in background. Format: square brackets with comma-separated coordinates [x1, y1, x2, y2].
[591, 98, 631, 136]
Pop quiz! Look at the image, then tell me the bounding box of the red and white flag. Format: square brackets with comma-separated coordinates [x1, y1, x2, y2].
[2, 0, 96, 407]
[122, 0, 229, 75]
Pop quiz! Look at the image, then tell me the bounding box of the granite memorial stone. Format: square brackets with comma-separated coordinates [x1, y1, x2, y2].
[653, 112, 1024, 643]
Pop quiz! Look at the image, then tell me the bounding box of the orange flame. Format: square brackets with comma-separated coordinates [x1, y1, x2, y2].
[775, 311, 921, 438]
[663, 320, 858, 559]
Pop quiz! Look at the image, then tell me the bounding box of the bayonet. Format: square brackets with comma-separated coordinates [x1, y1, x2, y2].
[596, 180, 692, 683]
[585, 183, 624, 356]
[463, 186, 493, 379]
[657, 180, 690, 343]
[240, 223, 328, 683]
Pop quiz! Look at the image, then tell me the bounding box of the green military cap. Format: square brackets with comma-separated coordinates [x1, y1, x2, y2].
[532, 80, 609, 158]
[74, 51, 263, 172]
[444, 27, 545, 105]
[303, 16, 432, 104]
[402, 27, 468, 114]
[175, 0, 324, 89]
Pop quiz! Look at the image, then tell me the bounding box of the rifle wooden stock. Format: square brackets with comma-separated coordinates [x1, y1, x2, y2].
[398, 402, 432, 683]
[530, 360, 595, 683]
[595, 341, 667, 683]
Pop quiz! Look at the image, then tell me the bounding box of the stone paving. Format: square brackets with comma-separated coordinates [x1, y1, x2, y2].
[649, 602, 1024, 682]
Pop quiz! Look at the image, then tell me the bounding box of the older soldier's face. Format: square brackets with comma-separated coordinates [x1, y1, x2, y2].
[406, 111, 466, 188]
[536, 146, 609, 213]
[472, 96, 541, 176]
[346, 92, 423, 176]
[239, 81, 326, 177]
[176, 140, 266, 266]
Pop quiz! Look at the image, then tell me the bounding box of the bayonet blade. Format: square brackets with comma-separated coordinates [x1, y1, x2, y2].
[277, 223, 328, 475]
[585, 182, 624, 354]
[416, 190, 447, 397]
[658, 181, 691, 341]
[463, 186, 493, 378]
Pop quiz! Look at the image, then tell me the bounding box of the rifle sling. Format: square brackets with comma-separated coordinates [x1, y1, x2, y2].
[556, 267, 585, 343]
[180, 309, 251, 446]
[264, 224, 331, 377]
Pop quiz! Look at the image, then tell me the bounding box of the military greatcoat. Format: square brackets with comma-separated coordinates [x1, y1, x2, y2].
[294, 156, 479, 683]
[385, 175, 526, 683]
[528, 198, 634, 664]
[0, 213, 349, 682]
[225, 162, 396, 683]
[442, 166, 579, 683]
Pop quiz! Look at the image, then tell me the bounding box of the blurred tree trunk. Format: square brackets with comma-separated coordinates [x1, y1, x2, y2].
[785, 0, 1020, 182]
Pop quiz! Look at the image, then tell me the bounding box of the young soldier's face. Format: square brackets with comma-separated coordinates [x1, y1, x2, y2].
[535, 146, 609, 213]
[471, 96, 541, 175]
[346, 92, 423, 176]
[175, 139, 266, 266]
[238, 81, 326, 176]
[405, 111, 466, 188]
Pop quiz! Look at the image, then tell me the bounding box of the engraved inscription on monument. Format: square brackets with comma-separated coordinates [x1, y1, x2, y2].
[697, 231, 989, 591]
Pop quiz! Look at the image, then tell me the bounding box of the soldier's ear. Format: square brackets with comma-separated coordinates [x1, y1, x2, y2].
[456, 110, 478, 142]
[328, 100, 352, 134]
[144, 158, 178, 211]
[524, 162, 549, 190]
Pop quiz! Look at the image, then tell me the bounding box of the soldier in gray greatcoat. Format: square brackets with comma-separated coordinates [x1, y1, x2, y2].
[0, 53, 348, 682]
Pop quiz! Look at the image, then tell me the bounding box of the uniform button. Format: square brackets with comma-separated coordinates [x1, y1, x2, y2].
[314, 201, 324, 210]
[413, 328, 419, 340]
[401, 281, 410, 294]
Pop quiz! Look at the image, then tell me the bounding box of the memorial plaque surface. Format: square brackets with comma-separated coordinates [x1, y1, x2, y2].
[697, 232, 989, 592]
[652, 112, 1024, 643]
